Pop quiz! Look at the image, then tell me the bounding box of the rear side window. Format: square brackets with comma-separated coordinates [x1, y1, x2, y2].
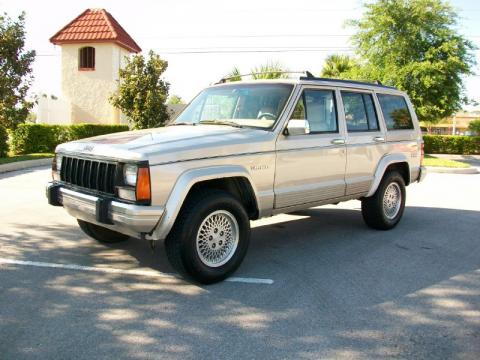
[341, 92, 379, 132]
[377, 94, 414, 130]
[290, 89, 338, 133]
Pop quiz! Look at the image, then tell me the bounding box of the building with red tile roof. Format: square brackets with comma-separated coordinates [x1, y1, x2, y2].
[38, 9, 142, 125]
[50, 8, 141, 53]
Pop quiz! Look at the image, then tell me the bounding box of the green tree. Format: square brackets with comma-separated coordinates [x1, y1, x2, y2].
[320, 54, 358, 78]
[168, 95, 184, 104]
[0, 12, 36, 130]
[110, 50, 170, 129]
[349, 0, 475, 123]
[468, 119, 480, 134]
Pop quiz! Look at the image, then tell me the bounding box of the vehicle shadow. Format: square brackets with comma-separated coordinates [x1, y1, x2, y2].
[1, 205, 479, 359]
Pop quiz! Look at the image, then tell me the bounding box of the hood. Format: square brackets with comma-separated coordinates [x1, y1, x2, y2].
[56, 125, 275, 164]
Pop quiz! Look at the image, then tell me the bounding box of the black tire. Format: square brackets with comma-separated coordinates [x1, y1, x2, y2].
[165, 189, 250, 284]
[77, 219, 130, 243]
[361, 171, 406, 230]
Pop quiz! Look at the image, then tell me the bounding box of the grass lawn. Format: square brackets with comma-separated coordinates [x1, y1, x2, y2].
[0, 153, 54, 165]
[423, 155, 470, 168]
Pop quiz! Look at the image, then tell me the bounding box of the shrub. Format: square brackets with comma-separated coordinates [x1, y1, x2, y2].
[10, 123, 130, 155]
[0, 125, 9, 157]
[10, 124, 64, 154]
[66, 124, 128, 142]
[423, 135, 480, 155]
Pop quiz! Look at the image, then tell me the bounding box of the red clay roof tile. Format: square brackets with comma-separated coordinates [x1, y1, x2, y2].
[50, 9, 141, 53]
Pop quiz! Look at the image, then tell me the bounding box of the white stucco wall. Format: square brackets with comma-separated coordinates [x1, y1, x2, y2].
[37, 96, 71, 124]
[61, 43, 131, 124]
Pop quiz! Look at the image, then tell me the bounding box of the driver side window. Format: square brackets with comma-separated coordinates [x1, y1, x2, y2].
[290, 89, 338, 133]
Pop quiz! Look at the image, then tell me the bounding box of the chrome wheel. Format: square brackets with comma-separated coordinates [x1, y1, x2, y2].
[383, 182, 402, 220]
[196, 210, 239, 267]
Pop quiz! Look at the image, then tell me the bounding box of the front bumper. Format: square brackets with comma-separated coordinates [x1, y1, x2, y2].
[46, 182, 164, 239]
[418, 166, 427, 182]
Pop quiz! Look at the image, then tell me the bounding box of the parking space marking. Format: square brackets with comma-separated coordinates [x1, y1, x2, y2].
[0, 258, 274, 285]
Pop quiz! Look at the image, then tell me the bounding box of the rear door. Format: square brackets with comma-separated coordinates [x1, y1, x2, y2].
[339, 89, 388, 196]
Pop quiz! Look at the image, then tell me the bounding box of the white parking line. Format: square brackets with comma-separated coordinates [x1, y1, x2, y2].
[0, 258, 274, 285]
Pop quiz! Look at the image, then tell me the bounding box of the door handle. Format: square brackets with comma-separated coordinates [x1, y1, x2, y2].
[331, 138, 345, 145]
[373, 136, 385, 142]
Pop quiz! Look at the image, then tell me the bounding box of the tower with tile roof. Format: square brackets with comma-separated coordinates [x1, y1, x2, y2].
[49, 9, 141, 124]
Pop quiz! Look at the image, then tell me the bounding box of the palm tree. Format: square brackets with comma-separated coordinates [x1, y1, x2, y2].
[225, 66, 242, 82]
[251, 61, 289, 79]
[321, 54, 356, 79]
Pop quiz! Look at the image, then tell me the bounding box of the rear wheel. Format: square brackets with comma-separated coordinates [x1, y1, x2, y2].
[165, 189, 250, 284]
[77, 219, 130, 243]
[361, 171, 406, 230]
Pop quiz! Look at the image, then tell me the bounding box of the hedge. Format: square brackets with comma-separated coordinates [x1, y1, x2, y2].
[10, 123, 129, 155]
[423, 135, 480, 155]
[0, 125, 9, 157]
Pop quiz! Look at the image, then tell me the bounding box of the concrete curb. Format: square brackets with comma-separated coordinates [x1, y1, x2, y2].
[425, 166, 479, 174]
[0, 158, 53, 174]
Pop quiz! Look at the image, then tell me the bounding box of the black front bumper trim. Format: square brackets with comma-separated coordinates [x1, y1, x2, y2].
[46, 183, 63, 207]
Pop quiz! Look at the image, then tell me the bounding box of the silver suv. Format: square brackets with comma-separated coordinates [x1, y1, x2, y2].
[47, 74, 426, 284]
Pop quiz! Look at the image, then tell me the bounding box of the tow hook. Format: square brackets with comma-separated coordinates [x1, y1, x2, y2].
[142, 233, 155, 252]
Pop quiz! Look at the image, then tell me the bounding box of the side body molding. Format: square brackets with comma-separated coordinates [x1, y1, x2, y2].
[147, 165, 259, 241]
[366, 153, 409, 197]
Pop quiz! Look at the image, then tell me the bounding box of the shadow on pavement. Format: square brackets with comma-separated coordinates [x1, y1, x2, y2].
[1, 205, 479, 359]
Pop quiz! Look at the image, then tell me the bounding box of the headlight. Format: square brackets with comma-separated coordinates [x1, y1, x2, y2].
[123, 164, 138, 186]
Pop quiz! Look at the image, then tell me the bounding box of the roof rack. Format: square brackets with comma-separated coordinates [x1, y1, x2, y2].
[300, 73, 397, 90]
[217, 70, 315, 84]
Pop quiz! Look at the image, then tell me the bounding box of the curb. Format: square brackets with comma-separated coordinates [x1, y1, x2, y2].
[0, 158, 53, 174]
[425, 166, 479, 174]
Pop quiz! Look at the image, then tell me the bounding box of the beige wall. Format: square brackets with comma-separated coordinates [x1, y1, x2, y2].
[61, 43, 131, 124]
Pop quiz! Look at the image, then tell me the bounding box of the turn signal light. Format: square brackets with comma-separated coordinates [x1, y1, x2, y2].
[136, 167, 151, 202]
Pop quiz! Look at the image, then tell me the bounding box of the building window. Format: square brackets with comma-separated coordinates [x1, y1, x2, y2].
[79, 47, 95, 70]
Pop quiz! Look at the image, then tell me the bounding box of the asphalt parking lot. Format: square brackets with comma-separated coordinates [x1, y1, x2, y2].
[1, 166, 479, 359]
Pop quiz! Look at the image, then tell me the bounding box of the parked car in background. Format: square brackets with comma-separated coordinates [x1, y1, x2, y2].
[47, 73, 426, 284]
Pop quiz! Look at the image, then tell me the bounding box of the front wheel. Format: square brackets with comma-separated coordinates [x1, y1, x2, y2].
[361, 171, 406, 230]
[165, 189, 250, 284]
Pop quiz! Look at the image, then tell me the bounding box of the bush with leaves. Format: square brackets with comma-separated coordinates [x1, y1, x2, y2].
[11, 124, 63, 154]
[423, 135, 480, 155]
[468, 119, 480, 135]
[67, 124, 128, 141]
[0, 125, 9, 157]
[10, 123, 129, 154]
[110, 51, 170, 130]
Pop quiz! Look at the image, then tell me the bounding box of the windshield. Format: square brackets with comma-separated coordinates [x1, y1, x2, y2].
[174, 83, 294, 129]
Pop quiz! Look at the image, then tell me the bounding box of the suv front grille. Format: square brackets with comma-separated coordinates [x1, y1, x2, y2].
[60, 156, 117, 195]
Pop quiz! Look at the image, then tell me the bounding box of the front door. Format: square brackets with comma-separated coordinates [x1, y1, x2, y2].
[274, 87, 347, 209]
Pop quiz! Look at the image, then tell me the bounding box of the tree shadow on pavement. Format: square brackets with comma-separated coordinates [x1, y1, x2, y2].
[0, 205, 479, 359]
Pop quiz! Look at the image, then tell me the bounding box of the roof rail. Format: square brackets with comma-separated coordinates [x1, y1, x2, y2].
[299, 74, 397, 90]
[217, 70, 314, 84]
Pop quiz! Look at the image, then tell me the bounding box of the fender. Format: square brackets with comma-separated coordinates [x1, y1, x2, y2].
[147, 165, 259, 241]
[366, 153, 409, 197]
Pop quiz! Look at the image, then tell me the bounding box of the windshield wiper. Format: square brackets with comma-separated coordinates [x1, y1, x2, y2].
[198, 120, 243, 128]
[167, 122, 196, 126]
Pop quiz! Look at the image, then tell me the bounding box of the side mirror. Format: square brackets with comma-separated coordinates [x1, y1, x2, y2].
[284, 119, 310, 136]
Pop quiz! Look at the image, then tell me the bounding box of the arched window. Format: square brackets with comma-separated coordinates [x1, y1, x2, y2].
[79, 47, 95, 70]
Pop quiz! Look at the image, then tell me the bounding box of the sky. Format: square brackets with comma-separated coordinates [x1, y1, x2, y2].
[1, 0, 480, 108]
